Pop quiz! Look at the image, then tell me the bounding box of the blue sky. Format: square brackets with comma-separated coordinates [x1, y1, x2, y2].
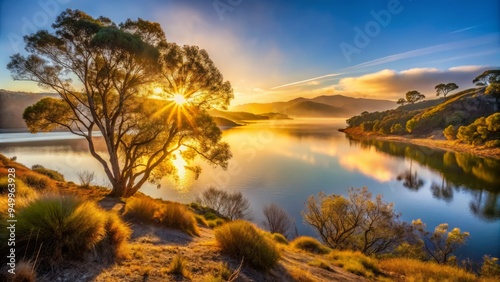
[0, 0, 499, 105]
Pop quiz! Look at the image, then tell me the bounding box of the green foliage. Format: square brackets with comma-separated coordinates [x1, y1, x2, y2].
[412, 219, 470, 264]
[290, 236, 331, 254]
[435, 83, 459, 97]
[480, 255, 500, 279]
[214, 220, 280, 270]
[360, 121, 374, 131]
[390, 123, 404, 134]
[405, 90, 425, 104]
[303, 187, 413, 255]
[31, 165, 65, 181]
[443, 125, 457, 140]
[456, 113, 500, 145]
[473, 69, 500, 86]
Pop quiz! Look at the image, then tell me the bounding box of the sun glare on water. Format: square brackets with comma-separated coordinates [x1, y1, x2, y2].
[172, 94, 187, 105]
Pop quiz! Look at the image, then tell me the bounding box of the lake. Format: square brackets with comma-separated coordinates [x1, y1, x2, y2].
[1, 118, 499, 263]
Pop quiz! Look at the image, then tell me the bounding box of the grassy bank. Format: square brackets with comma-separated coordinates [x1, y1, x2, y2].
[341, 126, 500, 159]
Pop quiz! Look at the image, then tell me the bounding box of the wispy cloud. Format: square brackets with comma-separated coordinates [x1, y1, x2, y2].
[270, 34, 499, 90]
[449, 25, 480, 34]
[271, 73, 341, 89]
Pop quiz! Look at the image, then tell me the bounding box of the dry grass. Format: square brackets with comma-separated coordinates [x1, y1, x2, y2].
[166, 255, 191, 278]
[327, 250, 380, 278]
[290, 236, 331, 254]
[307, 258, 333, 272]
[288, 266, 316, 282]
[123, 196, 159, 222]
[215, 220, 280, 270]
[272, 233, 289, 245]
[155, 202, 199, 236]
[379, 258, 478, 281]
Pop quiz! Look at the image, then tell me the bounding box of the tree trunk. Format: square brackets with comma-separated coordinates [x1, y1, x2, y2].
[107, 180, 127, 198]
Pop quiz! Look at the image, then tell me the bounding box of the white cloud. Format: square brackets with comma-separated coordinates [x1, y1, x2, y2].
[335, 65, 492, 100]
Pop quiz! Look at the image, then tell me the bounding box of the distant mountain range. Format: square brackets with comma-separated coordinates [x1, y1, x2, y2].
[231, 95, 395, 117]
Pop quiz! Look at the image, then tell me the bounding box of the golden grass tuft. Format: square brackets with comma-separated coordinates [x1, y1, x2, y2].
[379, 258, 478, 281]
[124, 196, 199, 236]
[290, 236, 331, 254]
[18, 171, 51, 190]
[215, 220, 280, 270]
[155, 202, 199, 236]
[327, 250, 380, 278]
[123, 196, 159, 222]
[167, 255, 190, 278]
[6, 195, 131, 268]
[271, 233, 289, 245]
[307, 259, 333, 271]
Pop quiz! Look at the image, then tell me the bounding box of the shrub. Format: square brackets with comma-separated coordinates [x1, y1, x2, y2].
[215, 220, 280, 270]
[360, 121, 374, 132]
[481, 255, 500, 279]
[485, 139, 500, 148]
[262, 203, 293, 237]
[303, 187, 412, 255]
[0, 177, 37, 200]
[77, 170, 96, 188]
[12, 196, 108, 266]
[290, 236, 331, 254]
[31, 164, 65, 181]
[379, 258, 477, 281]
[197, 187, 251, 220]
[443, 125, 457, 140]
[390, 123, 404, 134]
[155, 203, 199, 236]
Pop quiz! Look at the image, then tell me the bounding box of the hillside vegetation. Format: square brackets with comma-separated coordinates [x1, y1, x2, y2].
[344, 85, 500, 155]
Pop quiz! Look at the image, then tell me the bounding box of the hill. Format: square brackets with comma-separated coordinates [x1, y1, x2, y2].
[208, 109, 291, 123]
[342, 87, 500, 158]
[0, 90, 58, 132]
[232, 95, 395, 118]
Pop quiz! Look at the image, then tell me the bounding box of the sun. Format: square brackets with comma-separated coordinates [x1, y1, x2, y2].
[172, 94, 187, 105]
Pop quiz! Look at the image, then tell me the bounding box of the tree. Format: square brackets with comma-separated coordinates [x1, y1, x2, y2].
[8, 10, 233, 197]
[262, 203, 294, 237]
[196, 187, 251, 220]
[396, 98, 407, 107]
[405, 90, 425, 104]
[443, 125, 456, 140]
[302, 187, 412, 255]
[412, 219, 470, 264]
[473, 70, 500, 86]
[435, 83, 458, 97]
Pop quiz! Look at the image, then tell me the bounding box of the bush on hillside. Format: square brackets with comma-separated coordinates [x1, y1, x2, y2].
[215, 220, 280, 270]
[31, 165, 65, 181]
[6, 196, 130, 267]
[443, 125, 457, 140]
[290, 236, 331, 254]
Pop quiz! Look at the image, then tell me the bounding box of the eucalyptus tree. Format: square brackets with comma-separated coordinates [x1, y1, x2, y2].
[8, 9, 233, 197]
[435, 83, 458, 97]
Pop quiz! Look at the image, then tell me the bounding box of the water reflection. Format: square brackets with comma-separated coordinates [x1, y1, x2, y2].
[345, 134, 500, 221]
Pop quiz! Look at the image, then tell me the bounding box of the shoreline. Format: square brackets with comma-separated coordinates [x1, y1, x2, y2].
[340, 127, 500, 160]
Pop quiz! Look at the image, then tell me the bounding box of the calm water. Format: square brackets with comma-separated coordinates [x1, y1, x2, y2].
[1, 118, 499, 262]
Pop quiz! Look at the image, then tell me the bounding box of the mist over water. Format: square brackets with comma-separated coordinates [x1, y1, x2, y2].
[1, 118, 499, 263]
